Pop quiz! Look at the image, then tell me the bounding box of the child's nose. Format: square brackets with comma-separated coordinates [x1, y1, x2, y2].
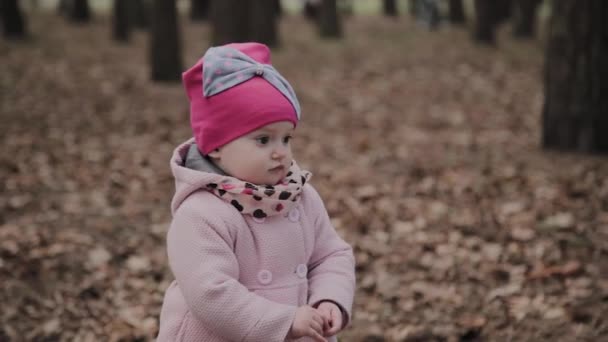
[272, 144, 287, 159]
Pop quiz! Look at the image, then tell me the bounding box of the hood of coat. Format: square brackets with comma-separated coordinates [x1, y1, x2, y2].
[169, 139, 227, 214]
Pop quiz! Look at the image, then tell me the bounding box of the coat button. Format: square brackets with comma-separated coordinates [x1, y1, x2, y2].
[252, 216, 265, 224]
[288, 208, 300, 222]
[257, 270, 272, 285]
[296, 264, 308, 278]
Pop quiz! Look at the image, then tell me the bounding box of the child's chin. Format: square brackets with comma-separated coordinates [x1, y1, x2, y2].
[246, 176, 281, 186]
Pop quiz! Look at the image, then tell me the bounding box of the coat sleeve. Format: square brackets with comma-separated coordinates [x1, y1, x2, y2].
[167, 197, 297, 341]
[305, 186, 356, 328]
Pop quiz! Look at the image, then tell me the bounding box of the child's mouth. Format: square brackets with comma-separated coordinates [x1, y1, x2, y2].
[269, 165, 285, 173]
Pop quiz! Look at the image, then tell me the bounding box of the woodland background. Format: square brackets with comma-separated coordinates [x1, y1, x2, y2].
[1, 0, 607, 341]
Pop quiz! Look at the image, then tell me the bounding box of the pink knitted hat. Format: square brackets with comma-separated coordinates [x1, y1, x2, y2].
[182, 42, 300, 155]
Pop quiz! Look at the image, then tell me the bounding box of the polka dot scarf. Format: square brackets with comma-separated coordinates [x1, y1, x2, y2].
[204, 161, 312, 218]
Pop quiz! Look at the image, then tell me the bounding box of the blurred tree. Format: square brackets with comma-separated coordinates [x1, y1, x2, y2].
[113, 0, 130, 41]
[448, 0, 465, 24]
[319, 0, 341, 38]
[57, 0, 70, 15]
[512, 0, 540, 38]
[150, 0, 182, 81]
[303, 0, 319, 20]
[251, 0, 279, 47]
[416, 0, 440, 30]
[129, 0, 149, 29]
[70, 0, 91, 22]
[191, 0, 209, 21]
[473, 0, 513, 45]
[494, 0, 512, 24]
[473, 0, 497, 44]
[210, 0, 249, 45]
[384, 0, 398, 17]
[542, 1, 608, 153]
[339, 0, 353, 16]
[1, 0, 27, 39]
[274, 0, 282, 17]
[408, 0, 417, 17]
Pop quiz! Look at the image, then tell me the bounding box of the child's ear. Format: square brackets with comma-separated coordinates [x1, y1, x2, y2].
[208, 148, 221, 159]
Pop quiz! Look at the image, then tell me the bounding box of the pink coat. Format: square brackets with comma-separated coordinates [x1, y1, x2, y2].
[157, 141, 356, 342]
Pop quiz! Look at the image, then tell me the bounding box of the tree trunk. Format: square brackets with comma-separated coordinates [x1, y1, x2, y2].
[494, 0, 512, 25]
[70, 0, 91, 22]
[113, 0, 130, 41]
[303, 0, 318, 20]
[473, 0, 496, 44]
[250, 0, 278, 47]
[512, 0, 540, 38]
[383, 0, 398, 17]
[542, 1, 608, 153]
[190, 0, 209, 21]
[150, 0, 182, 82]
[448, 0, 465, 24]
[318, 0, 341, 38]
[210, 0, 249, 45]
[1, 0, 27, 38]
[274, 0, 282, 17]
[57, 0, 71, 15]
[129, 0, 149, 29]
[408, 0, 417, 17]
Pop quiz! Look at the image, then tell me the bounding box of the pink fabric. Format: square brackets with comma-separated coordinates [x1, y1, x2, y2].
[156, 141, 356, 342]
[183, 42, 298, 155]
[200, 160, 311, 218]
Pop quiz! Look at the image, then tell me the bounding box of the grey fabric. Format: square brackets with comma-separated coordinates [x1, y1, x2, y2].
[185, 144, 227, 176]
[201, 46, 301, 119]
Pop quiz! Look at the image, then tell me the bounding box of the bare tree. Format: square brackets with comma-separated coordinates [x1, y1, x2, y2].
[408, 0, 417, 17]
[512, 0, 541, 38]
[473, 0, 497, 44]
[251, 0, 279, 47]
[57, 0, 71, 15]
[150, 0, 182, 81]
[542, 0, 608, 153]
[113, 0, 130, 41]
[190, 0, 209, 21]
[274, 0, 282, 17]
[210, 0, 249, 45]
[319, 0, 341, 38]
[383, 0, 398, 17]
[70, 0, 91, 22]
[1, 0, 27, 39]
[129, 0, 149, 29]
[303, 0, 319, 20]
[448, 0, 465, 24]
[472, 0, 513, 45]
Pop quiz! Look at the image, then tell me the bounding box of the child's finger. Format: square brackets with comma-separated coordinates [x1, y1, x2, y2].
[312, 312, 326, 328]
[308, 328, 327, 342]
[319, 312, 330, 331]
[320, 312, 332, 334]
[310, 319, 323, 334]
[325, 308, 342, 335]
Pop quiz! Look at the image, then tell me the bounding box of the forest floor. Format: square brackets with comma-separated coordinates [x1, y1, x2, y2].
[1, 10, 608, 342]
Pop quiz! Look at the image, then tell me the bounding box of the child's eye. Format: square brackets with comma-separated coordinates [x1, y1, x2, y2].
[283, 135, 292, 144]
[256, 136, 270, 145]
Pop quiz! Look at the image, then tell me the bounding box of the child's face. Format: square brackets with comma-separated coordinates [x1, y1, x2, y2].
[209, 121, 295, 185]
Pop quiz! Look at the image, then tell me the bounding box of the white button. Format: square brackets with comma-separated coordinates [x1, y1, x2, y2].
[296, 264, 308, 278]
[288, 208, 300, 222]
[252, 216, 265, 223]
[257, 270, 272, 285]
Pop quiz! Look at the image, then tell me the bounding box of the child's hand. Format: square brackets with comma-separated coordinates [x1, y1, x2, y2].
[288, 305, 327, 342]
[316, 301, 343, 337]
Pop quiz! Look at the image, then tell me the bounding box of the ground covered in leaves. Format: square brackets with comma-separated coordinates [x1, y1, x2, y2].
[2, 10, 608, 342]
